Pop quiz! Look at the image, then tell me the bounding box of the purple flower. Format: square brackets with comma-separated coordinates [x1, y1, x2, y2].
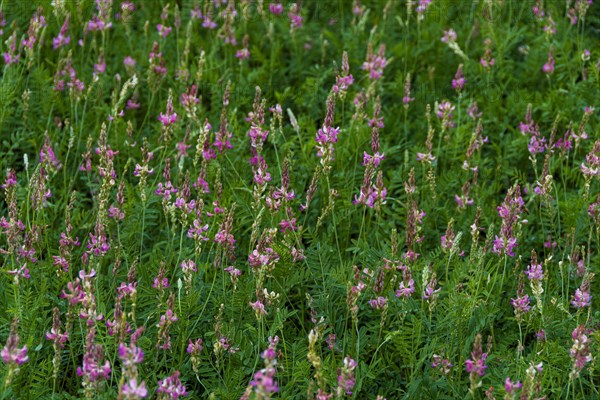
[157, 371, 187, 399]
[157, 24, 172, 37]
[395, 278, 415, 299]
[510, 294, 531, 314]
[249, 337, 279, 397]
[77, 329, 111, 383]
[122, 379, 148, 398]
[1, 332, 28, 366]
[118, 343, 144, 367]
[437, 101, 455, 129]
[180, 260, 197, 273]
[124, 56, 136, 67]
[431, 354, 453, 374]
[525, 261, 543, 281]
[416, 0, 433, 16]
[46, 327, 68, 347]
[542, 50, 555, 75]
[269, 3, 284, 15]
[441, 29, 457, 43]
[465, 356, 487, 377]
[235, 47, 250, 60]
[569, 325, 592, 378]
[452, 64, 465, 91]
[187, 338, 203, 355]
[288, 5, 303, 29]
[571, 287, 591, 308]
[250, 300, 267, 316]
[158, 95, 177, 127]
[336, 356, 357, 396]
[504, 377, 522, 395]
[368, 296, 387, 310]
[53, 17, 70, 49]
[361, 44, 388, 80]
[465, 334, 487, 377]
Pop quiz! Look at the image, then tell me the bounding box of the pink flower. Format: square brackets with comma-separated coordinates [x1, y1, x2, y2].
[569, 325, 592, 378]
[250, 300, 267, 316]
[122, 379, 148, 398]
[336, 356, 357, 396]
[235, 48, 250, 60]
[504, 377, 522, 395]
[571, 286, 591, 308]
[269, 3, 284, 14]
[157, 24, 172, 38]
[187, 338, 203, 355]
[1, 332, 28, 366]
[441, 29, 457, 43]
[158, 93, 177, 127]
[157, 371, 187, 399]
[542, 50, 555, 75]
[465, 334, 487, 377]
[124, 56, 136, 67]
[53, 17, 70, 49]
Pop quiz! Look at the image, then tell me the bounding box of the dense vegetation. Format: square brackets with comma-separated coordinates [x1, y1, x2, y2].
[0, 0, 599, 398]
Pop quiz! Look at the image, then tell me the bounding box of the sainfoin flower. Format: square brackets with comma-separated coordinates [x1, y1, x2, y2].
[77, 328, 111, 384]
[158, 95, 177, 126]
[157, 371, 187, 399]
[1, 328, 28, 366]
[361, 43, 388, 80]
[492, 184, 525, 257]
[510, 293, 531, 314]
[248, 336, 279, 398]
[542, 49, 555, 75]
[441, 29, 457, 43]
[53, 16, 71, 49]
[569, 325, 592, 379]
[1, 320, 29, 385]
[465, 334, 487, 377]
[122, 379, 148, 399]
[504, 377, 522, 397]
[337, 356, 357, 396]
[571, 282, 591, 309]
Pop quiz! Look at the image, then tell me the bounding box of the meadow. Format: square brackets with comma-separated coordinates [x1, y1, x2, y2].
[0, 0, 599, 398]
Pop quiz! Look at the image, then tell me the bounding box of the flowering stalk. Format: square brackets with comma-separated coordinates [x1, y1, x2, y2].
[1, 320, 29, 386]
[118, 327, 147, 399]
[46, 307, 68, 382]
[569, 325, 593, 379]
[493, 184, 525, 258]
[465, 334, 488, 396]
[246, 336, 280, 399]
[157, 371, 187, 399]
[336, 356, 357, 397]
[77, 327, 111, 399]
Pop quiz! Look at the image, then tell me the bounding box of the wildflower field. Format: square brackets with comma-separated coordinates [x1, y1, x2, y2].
[0, 0, 599, 398]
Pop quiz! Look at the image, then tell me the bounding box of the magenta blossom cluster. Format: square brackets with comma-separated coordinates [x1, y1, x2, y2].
[395, 264, 415, 299]
[431, 354, 453, 374]
[1, 329, 28, 366]
[361, 43, 388, 80]
[333, 51, 354, 97]
[119, 328, 148, 399]
[249, 336, 279, 398]
[465, 334, 488, 377]
[492, 185, 525, 257]
[158, 95, 178, 127]
[337, 356, 357, 396]
[355, 100, 387, 209]
[77, 328, 111, 386]
[157, 371, 187, 399]
[571, 279, 592, 309]
[519, 105, 546, 155]
[569, 325, 593, 379]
